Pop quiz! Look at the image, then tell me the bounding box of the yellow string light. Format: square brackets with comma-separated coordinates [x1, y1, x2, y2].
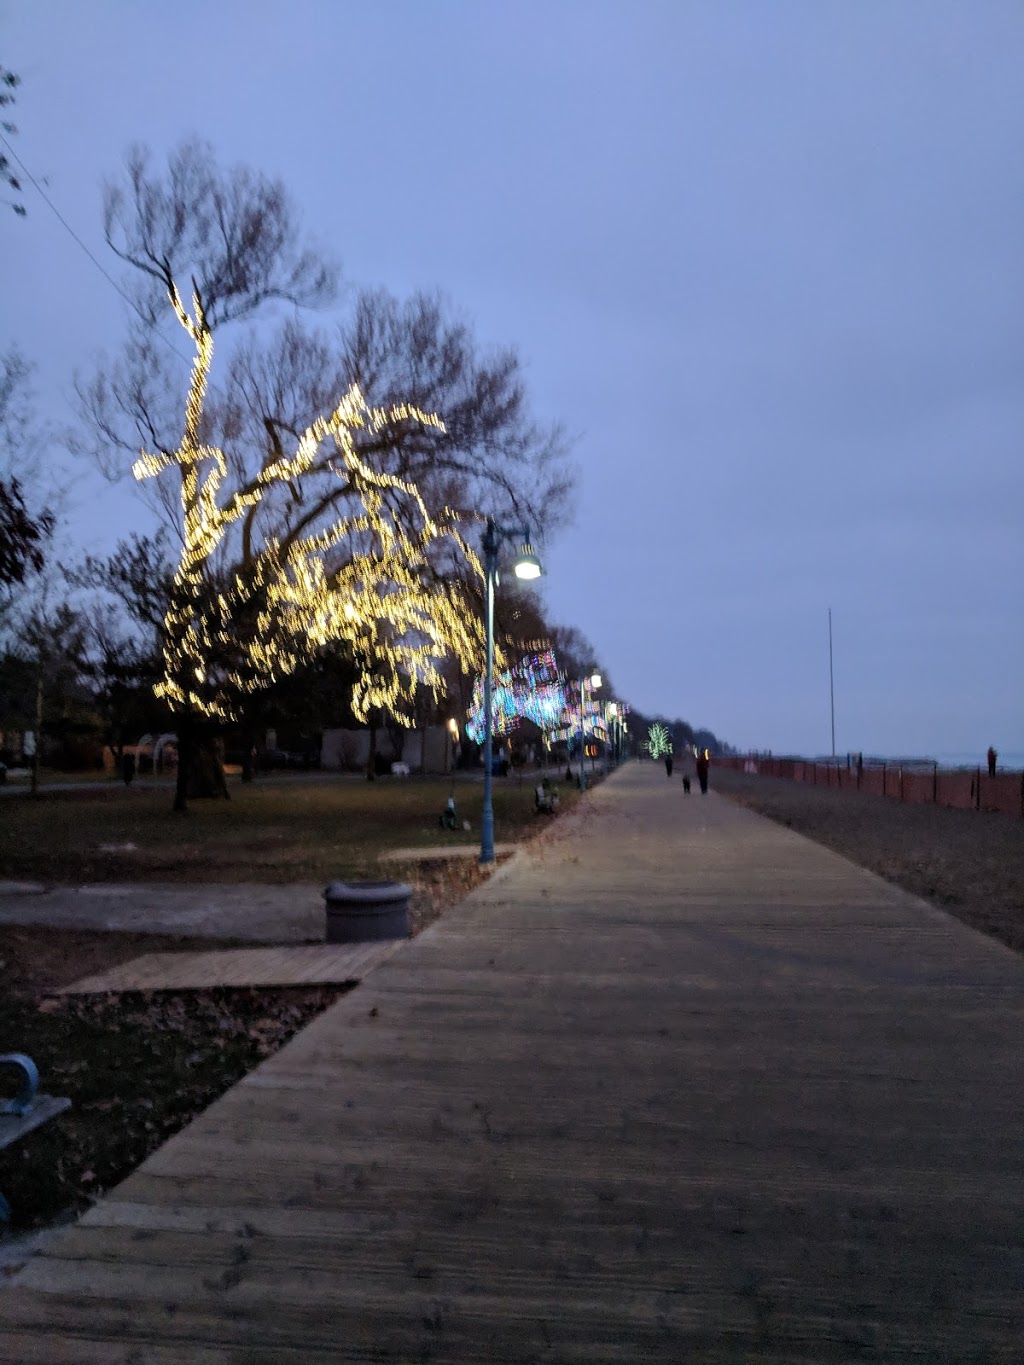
[135, 286, 486, 723]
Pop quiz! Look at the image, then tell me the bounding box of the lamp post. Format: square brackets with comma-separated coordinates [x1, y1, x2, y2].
[480, 518, 542, 864]
[577, 672, 602, 791]
[606, 702, 617, 772]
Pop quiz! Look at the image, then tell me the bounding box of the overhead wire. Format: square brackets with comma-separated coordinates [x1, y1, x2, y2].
[1, 132, 193, 369]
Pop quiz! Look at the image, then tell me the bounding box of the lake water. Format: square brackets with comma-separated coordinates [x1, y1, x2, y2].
[934, 752, 1024, 771]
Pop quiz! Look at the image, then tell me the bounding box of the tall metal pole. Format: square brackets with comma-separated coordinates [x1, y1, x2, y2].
[480, 521, 498, 864]
[828, 606, 836, 758]
[578, 677, 587, 791]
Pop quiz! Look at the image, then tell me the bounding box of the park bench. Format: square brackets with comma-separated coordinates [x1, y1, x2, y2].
[0, 1053, 71, 1223]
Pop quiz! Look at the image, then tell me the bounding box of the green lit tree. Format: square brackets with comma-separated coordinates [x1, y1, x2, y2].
[647, 722, 671, 759]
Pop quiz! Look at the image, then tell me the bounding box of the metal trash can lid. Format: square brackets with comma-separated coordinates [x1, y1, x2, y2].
[323, 880, 412, 904]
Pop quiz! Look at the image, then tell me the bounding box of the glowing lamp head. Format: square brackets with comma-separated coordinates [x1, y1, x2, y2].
[589, 672, 602, 690]
[448, 718, 459, 738]
[513, 540, 543, 580]
[607, 702, 618, 717]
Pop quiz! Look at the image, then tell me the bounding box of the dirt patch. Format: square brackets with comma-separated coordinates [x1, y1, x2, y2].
[406, 853, 511, 937]
[0, 984, 349, 1238]
[714, 769, 1024, 955]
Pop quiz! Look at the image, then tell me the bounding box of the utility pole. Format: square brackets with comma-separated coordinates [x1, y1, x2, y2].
[828, 607, 836, 758]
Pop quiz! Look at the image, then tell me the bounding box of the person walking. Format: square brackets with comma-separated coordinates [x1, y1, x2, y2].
[665, 753, 674, 778]
[987, 746, 997, 777]
[696, 749, 710, 795]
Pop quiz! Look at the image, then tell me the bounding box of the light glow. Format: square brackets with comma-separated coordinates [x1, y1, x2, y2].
[134, 283, 484, 723]
[647, 723, 671, 759]
[513, 542, 542, 580]
[464, 647, 607, 746]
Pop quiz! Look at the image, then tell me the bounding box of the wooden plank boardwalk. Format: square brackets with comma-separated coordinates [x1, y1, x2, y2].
[57, 942, 402, 994]
[2, 763, 1024, 1361]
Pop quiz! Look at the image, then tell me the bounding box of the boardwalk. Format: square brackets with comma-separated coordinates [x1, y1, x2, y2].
[2, 764, 1024, 1361]
[57, 942, 401, 994]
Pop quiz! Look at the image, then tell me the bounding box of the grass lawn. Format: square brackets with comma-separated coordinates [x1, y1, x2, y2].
[1, 768, 114, 786]
[0, 771, 586, 885]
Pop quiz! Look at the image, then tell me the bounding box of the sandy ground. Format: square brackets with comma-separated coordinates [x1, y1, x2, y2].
[712, 767, 1024, 955]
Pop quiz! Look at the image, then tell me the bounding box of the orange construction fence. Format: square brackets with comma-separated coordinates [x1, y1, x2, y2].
[717, 755, 1024, 820]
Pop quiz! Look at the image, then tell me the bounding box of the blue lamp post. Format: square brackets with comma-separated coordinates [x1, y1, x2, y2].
[577, 671, 602, 791]
[480, 518, 542, 864]
[604, 702, 616, 773]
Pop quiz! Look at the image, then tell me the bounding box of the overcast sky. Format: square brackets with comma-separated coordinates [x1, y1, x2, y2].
[2, 0, 1022, 758]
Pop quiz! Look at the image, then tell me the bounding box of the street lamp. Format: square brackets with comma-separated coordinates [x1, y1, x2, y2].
[605, 701, 617, 773]
[578, 671, 602, 791]
[480, 518, 543, 864]
[446, 717, 459, 772]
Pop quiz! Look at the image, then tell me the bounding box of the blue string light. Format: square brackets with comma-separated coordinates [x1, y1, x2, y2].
[465, 648, 608, 744]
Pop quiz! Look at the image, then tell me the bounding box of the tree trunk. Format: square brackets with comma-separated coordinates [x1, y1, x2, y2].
[173, 718, 191, 813]
[366, 713, 378, 781]
[188, 734, 230, 800]
[30, 649, 43, 797]
[173, 717, 230, 811]
[241, 724, 256, 783]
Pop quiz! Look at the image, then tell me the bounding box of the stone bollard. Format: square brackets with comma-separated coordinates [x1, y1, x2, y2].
[323, 880, 412, 944]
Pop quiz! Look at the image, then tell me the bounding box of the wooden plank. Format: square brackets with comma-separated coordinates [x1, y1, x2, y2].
[58, 942, 401, 994]
[3, 768, 1024, 1360]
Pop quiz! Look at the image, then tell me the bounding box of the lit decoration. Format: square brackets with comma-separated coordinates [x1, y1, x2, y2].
[464, 647, 607, 746]
[647, 722, 671, 758]
[134, 283, 484, 722]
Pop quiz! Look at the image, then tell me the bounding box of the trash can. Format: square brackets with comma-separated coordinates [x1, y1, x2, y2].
[323, 880, 411, 944]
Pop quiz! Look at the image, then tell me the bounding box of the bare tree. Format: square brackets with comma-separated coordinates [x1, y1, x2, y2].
[0, 65, 26, 217]
[74, 141, 575, 808]
[76, 143, 573, 549]
[0, 349, 55, 608]
[0, 478, 52, 589]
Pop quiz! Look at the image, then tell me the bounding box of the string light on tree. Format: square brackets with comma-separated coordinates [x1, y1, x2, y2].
[134, 282, 484, 724]
[464, 647, 568, 741]
[464, 646, 608, 746]
[647, 722, 671, 759]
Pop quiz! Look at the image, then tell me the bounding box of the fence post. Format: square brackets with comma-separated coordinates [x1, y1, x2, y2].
[976, 766, 981, 811]
[899, 766, 904, 801]
[933, 761, 938, 804]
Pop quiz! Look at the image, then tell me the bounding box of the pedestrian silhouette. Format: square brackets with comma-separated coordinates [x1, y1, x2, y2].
[696, 750, 710, 795]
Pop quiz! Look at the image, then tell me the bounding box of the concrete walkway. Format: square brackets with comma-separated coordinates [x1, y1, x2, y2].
[2, 764, 1024, 1361]
[0, 880, 326, 941]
